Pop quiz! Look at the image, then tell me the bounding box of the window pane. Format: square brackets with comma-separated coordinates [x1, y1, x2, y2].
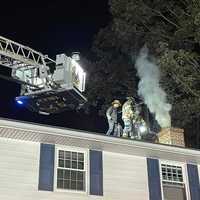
[77, 181, 84, 191]
[65, 160, 71, 168]
[77, 171, 84, 181]
[65, 151, 71, 160]
[59, 159, 64, 167]
[178, 170, 182, 174]
[71, 181, 77, 190]
[78, 161, 84, 170]
[163, 175, 167, 180]
[174, 177, 178, 182]
[64, 180, 70, 189]
[168, 175, 172, 181]
[71, 170, 77, 180]
[162, 168, 166, 172]
[178, 177, 183, 182]
[72, 152, 77, 160]
[59, 150, 64, 159]
[57, 179, 63, 189]
[72, 161, 77, 169]
[78, 153, 84, 161]
[64, 170, 70, 180]
[167, 168, 172, 173]
[57, 169, 64, 179]
[172, 169, 176, 173]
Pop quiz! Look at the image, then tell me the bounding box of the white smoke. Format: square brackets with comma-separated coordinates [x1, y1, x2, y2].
[135, 46, 171, 128]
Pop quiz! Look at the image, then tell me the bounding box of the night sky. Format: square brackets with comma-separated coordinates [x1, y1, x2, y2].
[0, 0, 110, 133]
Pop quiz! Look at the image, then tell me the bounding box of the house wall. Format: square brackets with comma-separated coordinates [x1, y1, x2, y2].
[103, 151, 149, 200]
[0, 137, 149, 200]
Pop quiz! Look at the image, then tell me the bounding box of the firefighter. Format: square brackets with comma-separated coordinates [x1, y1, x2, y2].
[115, 123, 123, 137]
[106, 100, 122, 136]
[122, 97, 138, 138]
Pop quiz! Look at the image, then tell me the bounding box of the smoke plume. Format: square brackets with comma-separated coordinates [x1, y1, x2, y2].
[135, 46, 171, 128]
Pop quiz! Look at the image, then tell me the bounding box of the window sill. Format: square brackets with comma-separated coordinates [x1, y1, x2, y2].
[54, 188, 88, 195]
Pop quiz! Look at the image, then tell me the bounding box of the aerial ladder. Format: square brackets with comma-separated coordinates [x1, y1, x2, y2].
[0, 36, 87, 115]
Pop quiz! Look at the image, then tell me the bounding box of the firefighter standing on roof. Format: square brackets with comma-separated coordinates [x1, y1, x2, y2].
[106, 100, 121, 136]
[122, 97, 138, 138]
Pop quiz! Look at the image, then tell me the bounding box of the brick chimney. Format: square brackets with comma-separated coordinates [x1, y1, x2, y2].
[158, 128, 185, 147]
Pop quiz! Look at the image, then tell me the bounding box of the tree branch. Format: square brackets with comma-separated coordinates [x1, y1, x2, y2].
[141, 1, 181, 28]
[156, 10, 180, 28]
[170, 72, 200, 98]
[167, 7, 179, 19]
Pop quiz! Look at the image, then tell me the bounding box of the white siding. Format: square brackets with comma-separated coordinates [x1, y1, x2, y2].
[103, 151, 149, 200]
[0, 137, 149, 200]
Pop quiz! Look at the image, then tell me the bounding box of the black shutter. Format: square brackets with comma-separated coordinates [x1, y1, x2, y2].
[147, 158, 162, 200]
[90, 150, 103, 196]
[187, 164, 200, 200]
[38, 143, 55, 191]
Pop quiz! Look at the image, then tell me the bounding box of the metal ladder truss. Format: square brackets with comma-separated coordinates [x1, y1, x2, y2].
[0, 35, 55, 70]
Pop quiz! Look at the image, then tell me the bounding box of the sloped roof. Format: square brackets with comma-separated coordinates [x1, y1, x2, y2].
[0, 117, 200, 164]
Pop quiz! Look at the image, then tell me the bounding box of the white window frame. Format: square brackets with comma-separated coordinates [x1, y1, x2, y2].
[54, 145, 89, 194]
[159, 160, 190, 200]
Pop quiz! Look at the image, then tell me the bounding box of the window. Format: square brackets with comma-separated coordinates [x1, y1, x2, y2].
[56, 149, 86, 191]
[161, 163, 187, 200]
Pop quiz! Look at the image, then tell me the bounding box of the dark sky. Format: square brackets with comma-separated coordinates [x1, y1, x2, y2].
[0, 0, 110, 133]
[1, 0, 110, 56]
